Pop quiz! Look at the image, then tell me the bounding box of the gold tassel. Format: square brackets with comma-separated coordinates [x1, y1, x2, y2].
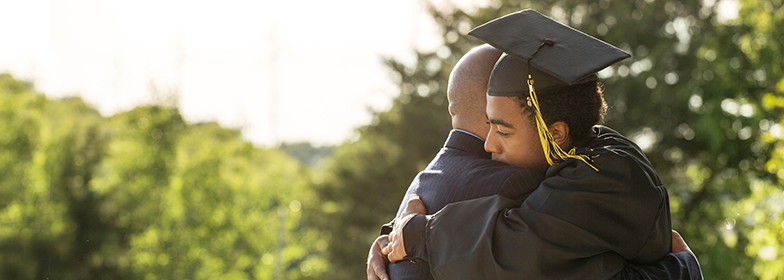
[527, 75, 599, 171]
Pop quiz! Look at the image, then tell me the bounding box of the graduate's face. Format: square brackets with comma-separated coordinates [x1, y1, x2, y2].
[485, 95, 550, 174]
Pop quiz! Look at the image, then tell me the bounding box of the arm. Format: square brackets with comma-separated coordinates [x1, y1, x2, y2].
[390, 217, 705, 280]
[611, 229, 702, 280]
[391, 217, 704, 280]
[611, 251, 702, 280]
[388, 195, 627, 279]
[389, 205, 705, 280]
[612, 230, 702, 280]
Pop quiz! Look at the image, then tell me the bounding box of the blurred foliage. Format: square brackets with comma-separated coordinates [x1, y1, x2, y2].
[0, 73, 326, 279]
[278, 143, 334, 167]
[309, 0, 784, 279]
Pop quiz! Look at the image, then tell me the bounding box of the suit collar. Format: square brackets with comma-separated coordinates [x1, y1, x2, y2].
[445, 130, 491, 159]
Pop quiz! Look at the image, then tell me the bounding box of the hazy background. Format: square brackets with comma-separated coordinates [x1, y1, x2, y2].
[0, 0, 491, 146]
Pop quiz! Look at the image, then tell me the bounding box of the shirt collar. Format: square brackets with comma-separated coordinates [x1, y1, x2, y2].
[453, 129, 485, 142]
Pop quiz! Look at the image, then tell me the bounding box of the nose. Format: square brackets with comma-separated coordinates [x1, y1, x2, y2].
[484, 129, 501, 154]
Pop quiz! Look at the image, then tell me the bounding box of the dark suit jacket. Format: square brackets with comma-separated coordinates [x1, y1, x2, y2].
[381, 129, 544, 280]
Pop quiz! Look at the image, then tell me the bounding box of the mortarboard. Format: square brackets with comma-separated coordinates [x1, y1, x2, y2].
[469, 9, 631, 94]
[469, 9, 631, 170]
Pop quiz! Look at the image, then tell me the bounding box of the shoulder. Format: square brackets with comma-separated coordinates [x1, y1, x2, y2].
[466, 158, 541, 183]
[422, 148, 530, 189]
[588, 126, 655, 172]
[535, 126, 667, 212]
[550, 126, 662, 189]
[465, 159, 543, 201]
[498, 168, 544, 202]
[458, 157, 543, 198]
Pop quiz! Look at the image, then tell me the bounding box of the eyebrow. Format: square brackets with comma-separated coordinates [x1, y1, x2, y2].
[489, 118, 515, 129]
[485, 112, 516, 129]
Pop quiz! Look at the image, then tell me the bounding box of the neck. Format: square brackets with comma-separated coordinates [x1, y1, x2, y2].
[453, 124, 487, 141]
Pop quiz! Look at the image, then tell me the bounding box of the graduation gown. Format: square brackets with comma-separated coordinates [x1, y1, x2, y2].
[418, 126, 671, 279]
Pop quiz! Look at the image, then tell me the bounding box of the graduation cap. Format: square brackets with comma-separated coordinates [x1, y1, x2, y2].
[469, 9, 631, 170]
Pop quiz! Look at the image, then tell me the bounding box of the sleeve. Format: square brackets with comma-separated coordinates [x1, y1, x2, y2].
[401, 214, 428, 262]
[611, 252, 703, 280]
[424, 195, 626, 280]
[380, 219, 394, 235]
[400, 167, 541, 263]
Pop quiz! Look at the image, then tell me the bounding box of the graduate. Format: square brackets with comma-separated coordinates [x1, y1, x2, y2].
[382, 10, 702, 279]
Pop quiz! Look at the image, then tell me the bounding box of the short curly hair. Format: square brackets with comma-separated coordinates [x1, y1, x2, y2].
[516, 80, 608, 144]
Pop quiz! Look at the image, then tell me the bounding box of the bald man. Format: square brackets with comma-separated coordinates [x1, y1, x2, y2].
[369, 45, 545, 280]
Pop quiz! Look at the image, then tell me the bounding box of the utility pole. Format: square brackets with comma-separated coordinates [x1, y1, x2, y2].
[275, 205, 287, 280]
[269, 20, 279, 145]
[174, 30, 186, 104]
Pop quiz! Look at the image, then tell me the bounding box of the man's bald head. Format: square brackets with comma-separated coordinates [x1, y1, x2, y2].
[447, 44, 502, 139]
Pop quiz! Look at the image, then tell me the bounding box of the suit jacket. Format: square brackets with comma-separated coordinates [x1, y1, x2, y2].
[382, 129, 544, 280]
[403, 126, 702, 279]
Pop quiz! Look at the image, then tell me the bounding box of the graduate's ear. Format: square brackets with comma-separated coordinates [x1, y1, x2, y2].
[549, 121, 571, 149]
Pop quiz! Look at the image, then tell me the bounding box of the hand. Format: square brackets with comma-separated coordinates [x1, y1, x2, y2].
[400, 194, 427, 220]
[367, 235, 390, 280]
[671, 230, 694, 257]
[382, 195, 427, 263]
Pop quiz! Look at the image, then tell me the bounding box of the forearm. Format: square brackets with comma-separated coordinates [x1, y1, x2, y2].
[422, 195, 627, 279]
[611, 252, 702, 280]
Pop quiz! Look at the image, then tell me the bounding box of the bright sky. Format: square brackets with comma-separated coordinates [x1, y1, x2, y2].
[0, 0, 489, 147]
[0, 0, 738, 147]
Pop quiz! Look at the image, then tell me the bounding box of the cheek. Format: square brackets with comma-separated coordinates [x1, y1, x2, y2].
[512, 136, 542, 166]
[505, 141, 529, 165]
[512, 139, 533, 156]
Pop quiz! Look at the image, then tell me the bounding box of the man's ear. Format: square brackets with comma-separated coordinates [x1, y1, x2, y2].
[549, 121, 571, 148]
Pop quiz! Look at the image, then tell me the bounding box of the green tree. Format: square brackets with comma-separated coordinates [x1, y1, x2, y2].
[722, 0, 784, 279]
[0, 73, 327, 279]
[278, 142, 334, 167]
[0, 73, 127, 279]
[112, 120, 325, 279]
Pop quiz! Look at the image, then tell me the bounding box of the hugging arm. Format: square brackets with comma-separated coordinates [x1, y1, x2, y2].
[389, 195, 702, 279]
